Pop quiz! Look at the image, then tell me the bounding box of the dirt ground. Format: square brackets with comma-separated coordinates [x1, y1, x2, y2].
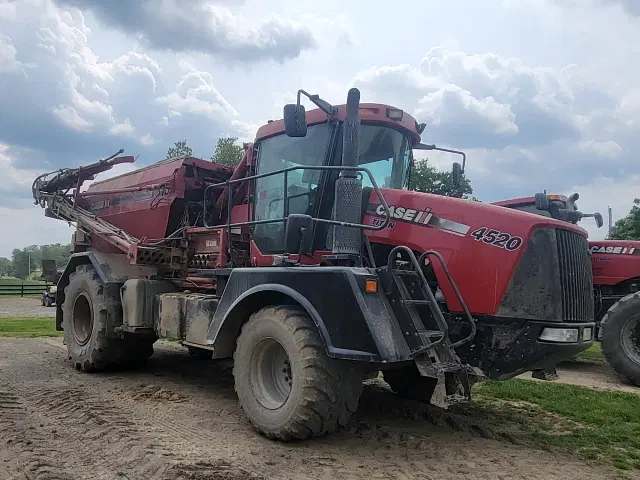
[0, 297, 53, 318]
[0, 336, 627, 480]
[522, 358, 640, 395]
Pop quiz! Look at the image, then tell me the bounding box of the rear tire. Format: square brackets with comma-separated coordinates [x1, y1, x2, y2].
[233, 305, 364, 441]
[383, 366, 437, 402]
[600, 292, 640, 386]
[62, 264, 155, 372]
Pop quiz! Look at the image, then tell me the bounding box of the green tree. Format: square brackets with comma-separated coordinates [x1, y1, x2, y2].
[11, 248, 32, 279]
[7, 244, 71, 279]
[166, 139, 193, 159]
[211, 137, 244, 167]
[40, 244, 71, 268]
[608, 198, 640, 240]
[409, 158, 474, 199]
[0, 257, 12, 277]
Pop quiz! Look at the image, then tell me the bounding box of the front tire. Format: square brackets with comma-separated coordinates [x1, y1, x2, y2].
[600, 292, 640, 386]
[62, 264, 154, 372]
[233, 305, 364, 441]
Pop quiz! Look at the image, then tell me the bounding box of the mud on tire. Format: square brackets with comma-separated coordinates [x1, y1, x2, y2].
[62, 264, 154, 372]
[599, 291, 640, 386]
[233, 305, 364, 441]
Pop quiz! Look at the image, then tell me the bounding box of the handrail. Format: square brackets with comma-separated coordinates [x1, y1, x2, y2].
[202, 165, 392, 231]
[387, 245, 449, 349]
[418, 250, 477, 348]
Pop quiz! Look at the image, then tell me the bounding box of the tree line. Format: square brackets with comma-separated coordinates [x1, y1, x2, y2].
[0, 244, 72, 280]
[167, 137, 245, 167]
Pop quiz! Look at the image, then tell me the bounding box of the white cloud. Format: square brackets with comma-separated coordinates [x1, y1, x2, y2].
[51, 0, 343, 64]
[2, 0, 640, 257]
[0, 0, 254, 176]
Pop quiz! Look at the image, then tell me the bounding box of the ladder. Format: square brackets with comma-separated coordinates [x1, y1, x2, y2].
[384, 246, 478, 405]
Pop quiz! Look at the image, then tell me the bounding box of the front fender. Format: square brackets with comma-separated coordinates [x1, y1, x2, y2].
[208, 283, 332, 348]
[200, 267, 412, 362]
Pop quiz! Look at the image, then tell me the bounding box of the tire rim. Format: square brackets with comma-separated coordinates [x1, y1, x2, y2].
[72, 292, 93, 346]
[250, 337, 293, 410]
[620, 314, 640, 367]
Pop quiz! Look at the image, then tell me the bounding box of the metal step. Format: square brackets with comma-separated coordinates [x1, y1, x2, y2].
[403, 299, 431, 305]
[391, 269, 419, 277]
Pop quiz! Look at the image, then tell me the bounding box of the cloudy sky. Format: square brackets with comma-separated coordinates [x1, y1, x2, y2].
[1, 0, 638, 257]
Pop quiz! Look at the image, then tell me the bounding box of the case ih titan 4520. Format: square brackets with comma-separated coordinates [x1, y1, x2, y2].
[494, 193, 640, 386]
[33, 88, 595, 441]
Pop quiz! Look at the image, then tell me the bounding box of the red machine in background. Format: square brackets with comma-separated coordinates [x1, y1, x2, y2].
[32, 88, 595, 441]
[493, 193, 640, 386]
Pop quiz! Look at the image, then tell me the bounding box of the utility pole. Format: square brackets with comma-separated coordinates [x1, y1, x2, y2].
[608, 206, 613, 234]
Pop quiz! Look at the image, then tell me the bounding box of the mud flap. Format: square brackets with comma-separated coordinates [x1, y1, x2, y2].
[415, 357, 483, 409]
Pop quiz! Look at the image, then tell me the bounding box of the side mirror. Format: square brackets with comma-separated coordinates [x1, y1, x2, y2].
[284, 214, 314, 256]
[283, 104, 307, 137]
[594, 212, 604, 229]
[535, 192, 549, 211]
[452, 162, 462, 186]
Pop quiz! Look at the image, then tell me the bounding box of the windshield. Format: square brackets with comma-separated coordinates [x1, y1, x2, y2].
[357, 124, 412, 190]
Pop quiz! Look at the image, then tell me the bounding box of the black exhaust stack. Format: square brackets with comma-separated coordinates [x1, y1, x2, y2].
[332, 88, 362, 256]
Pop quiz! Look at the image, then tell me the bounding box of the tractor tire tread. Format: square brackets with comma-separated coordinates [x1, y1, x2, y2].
[233, 305, 363, 441]
[600, 291, 640, 386]
[62, 264, 154, 372]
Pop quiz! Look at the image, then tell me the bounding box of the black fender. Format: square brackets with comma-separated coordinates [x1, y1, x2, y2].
[55, 251, 157, 332]
[205, 284, 351, 359]
[202, 267, 413, 363]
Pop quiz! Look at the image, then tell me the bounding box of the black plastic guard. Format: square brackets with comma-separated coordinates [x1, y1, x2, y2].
[205, 266, 412, 362]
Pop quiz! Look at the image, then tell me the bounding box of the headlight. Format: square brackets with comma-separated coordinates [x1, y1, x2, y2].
[539, 327, 579, 343]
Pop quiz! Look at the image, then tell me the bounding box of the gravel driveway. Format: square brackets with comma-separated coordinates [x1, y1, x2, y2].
[0, 297, 54, 317]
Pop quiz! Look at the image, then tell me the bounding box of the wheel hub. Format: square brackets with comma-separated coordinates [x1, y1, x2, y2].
[621, 315, 640, 367]
[250, 338, 293, 410]
[72, 293, 93, 346]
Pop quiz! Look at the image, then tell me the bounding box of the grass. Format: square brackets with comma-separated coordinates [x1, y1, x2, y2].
[472, 378, 640, 472]
[0, 317, 61, 337]
[574, 342, 606, 364]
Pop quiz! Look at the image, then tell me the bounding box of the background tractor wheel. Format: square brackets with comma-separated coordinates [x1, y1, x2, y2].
[383, 366, 437, 402]
[62, 264, 155, 372]
[233, 305, 364, 441]
[600, 291, 640, 386]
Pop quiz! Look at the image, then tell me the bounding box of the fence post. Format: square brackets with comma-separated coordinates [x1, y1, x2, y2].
[21, 282, 24, 298]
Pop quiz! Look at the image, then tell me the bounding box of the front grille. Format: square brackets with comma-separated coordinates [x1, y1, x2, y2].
[556, 229, 594, 323]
